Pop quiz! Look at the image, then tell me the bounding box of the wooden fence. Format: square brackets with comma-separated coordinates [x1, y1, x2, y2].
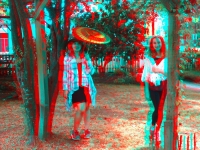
[0, 54, 199, 77]
[0, 55, 140, 75]
[178, 133, 197, 150]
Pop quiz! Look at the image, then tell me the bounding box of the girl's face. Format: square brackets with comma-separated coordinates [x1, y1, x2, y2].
[152, 38, 162, 52]
[72, 42, 81, 53]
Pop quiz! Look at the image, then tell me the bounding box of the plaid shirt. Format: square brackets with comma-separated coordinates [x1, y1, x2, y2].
[63, 54, 97, 111]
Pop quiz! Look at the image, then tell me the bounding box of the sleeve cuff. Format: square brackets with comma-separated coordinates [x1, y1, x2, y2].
[63, 84, 68, 90]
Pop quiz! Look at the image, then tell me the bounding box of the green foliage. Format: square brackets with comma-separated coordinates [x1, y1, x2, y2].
[176, 1, 200, 49]
[74, 2, 148, 60]
[93, 68, 136, 84]
[180, 71, 200, 83]
[179, 48, 198, 71]
[13, 45, 25, 69]
[0, 0, 9, 16]
[114, 69, 126, 76]
[113, 78, 125, 84]
[113, 73, 136, 84]
[112, 66, 137, 84]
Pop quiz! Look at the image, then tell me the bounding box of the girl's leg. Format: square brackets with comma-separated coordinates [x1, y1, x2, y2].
[82, 103, 91, 139]
[149, 89, 162, 126]
[73, 103, 86, 131]
[84, 104, 91, 130]
[149, 89, 162, 141]
[83, 87, 91, 130]
[156, 88, 167, 131]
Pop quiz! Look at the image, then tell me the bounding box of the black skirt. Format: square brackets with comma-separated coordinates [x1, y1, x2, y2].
[72, 86, 87, 104]
[149, 80, 167, 91]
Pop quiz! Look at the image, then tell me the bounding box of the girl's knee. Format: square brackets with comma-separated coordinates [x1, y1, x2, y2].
[85, 102, 90, 110]
[74, 102, 90, 114]
[85, 105, 90, 111]
[80, 103, 86, 112]
[74, 103, 85, 110]
[85, 108, 90, 114]
[73, 110, 81, 118]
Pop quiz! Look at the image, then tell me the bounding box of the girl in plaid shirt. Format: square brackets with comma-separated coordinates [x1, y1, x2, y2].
[63, 39, 97, 140]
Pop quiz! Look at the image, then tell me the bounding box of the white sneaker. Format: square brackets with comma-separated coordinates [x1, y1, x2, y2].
[149, 125, 155, 140]
[154, 130, 161, 141]
[150, 125, 155, 133]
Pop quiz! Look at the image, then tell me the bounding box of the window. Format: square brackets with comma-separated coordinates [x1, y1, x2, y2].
[0, 33, 8, 53]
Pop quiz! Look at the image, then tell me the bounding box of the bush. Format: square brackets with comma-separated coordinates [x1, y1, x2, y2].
[124, 76, 136, 83]
[113, 78, 126, 84]
[93, 70, 138, 84]
[114, 69, 126, 76]
[112, 71, 136, 84]
[180, 71, 200, 83]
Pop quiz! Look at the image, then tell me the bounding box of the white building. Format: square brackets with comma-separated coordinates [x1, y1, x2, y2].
[0, 19, 12, 54]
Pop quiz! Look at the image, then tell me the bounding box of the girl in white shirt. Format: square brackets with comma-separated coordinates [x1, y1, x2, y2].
[141, 36, 168, 141]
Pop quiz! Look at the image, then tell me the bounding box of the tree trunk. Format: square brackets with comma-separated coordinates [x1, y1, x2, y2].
[160, 1, 181, 149]
[9, 0, 71, 142]
[164, 12, 180, 150]
[47, 26, 58, 134]
[13, 0, 37, 145]
[46, 0, 71, 134]
[9, 0, 24, 101]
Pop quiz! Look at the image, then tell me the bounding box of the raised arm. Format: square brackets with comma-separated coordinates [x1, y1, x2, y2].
[85, 53, 94, 75]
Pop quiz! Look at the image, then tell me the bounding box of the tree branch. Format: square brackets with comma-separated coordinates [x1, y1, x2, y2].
[63, 0, 71, 45]
[160, 0, 175, 12]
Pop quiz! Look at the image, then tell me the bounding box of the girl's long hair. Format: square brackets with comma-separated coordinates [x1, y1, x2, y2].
[66, 39, 86, 59]
[149, 36, 166, 58]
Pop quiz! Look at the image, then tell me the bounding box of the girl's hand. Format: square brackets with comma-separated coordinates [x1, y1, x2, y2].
[85, 53, 91, 61]
[152, 66, 160, 73]
[146, 74, 151, 82]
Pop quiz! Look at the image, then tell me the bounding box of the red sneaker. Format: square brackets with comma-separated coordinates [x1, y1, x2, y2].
[70, 130, 80, 141]
[82, 129, 91, 139]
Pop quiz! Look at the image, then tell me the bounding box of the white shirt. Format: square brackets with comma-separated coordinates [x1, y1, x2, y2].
[141, 56, 167, 86]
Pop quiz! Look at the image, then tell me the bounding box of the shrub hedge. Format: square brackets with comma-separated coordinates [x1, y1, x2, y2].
[179, 71, 200, 83]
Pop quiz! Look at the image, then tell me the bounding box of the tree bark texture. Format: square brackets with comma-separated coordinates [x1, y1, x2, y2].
[11, 0, 38, 144]
[160, 1, 180, 149]
[9, 0, 25, 101]
[46, 0, 70, 134]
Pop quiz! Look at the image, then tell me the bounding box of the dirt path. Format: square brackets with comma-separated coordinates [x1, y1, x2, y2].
[0, 83, 200, 149]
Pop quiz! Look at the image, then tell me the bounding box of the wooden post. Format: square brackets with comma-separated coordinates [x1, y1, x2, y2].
[164, 12, 175, 150]
[34, 0, 49, 140]
[160, 0, 181, 149]
[164, 9, 180, 150]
